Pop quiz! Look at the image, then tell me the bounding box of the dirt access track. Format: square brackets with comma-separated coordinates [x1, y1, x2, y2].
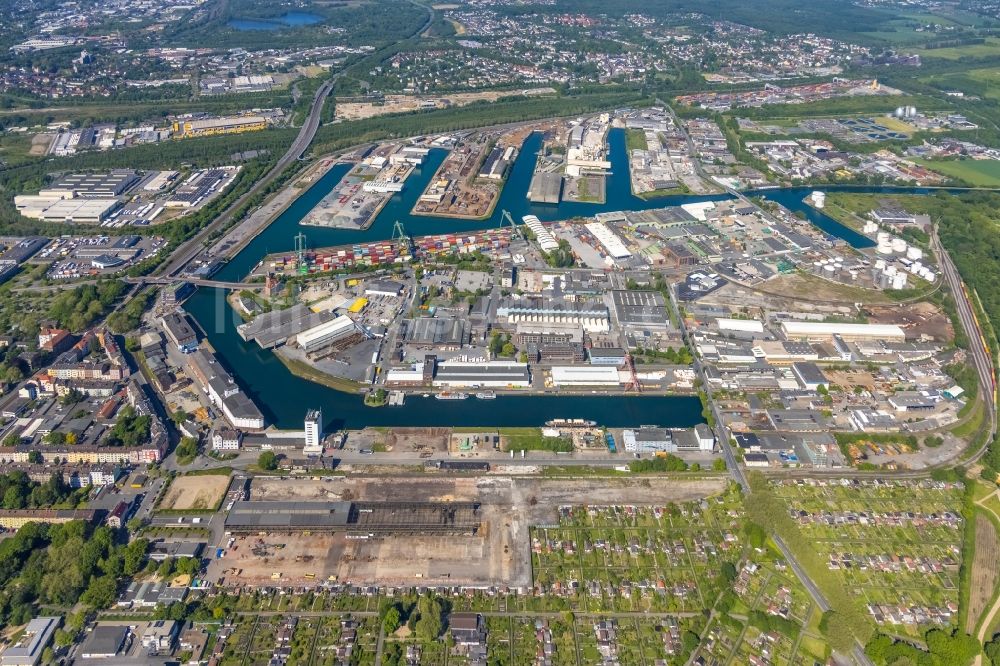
[159, 474, 231, 511]
[219, 475, 725, 589]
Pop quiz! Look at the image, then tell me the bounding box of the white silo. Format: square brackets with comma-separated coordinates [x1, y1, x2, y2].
[810, 191, 826, 208]
[863, 220, 879, 234]
[877, 231, 891, 244]
[875, 258, 886, 270]
[892, 273, 908, 289]
[891, 238, 907, 254]
[877, 240, 893, 255]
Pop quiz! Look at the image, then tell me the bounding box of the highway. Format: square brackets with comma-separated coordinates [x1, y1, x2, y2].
[155, 2, 435, 279]
[157, 77, 337, 279]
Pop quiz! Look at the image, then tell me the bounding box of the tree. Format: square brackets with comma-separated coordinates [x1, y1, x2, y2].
[175, 437, 198, 465]
[81, 575, 117, 609]
[27, 450, 43, 464]
[382, 606, 401, 634]
[414, 595, 443, 642]
[2, 432, 20, 447]
[172, 409, 188, 425]
[500, 342, 516, 357]
[258, 451, 278, 471]
[712, 458, 727, 472]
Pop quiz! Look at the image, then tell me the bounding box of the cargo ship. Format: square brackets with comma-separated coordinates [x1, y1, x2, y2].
[545, 418, 597, 428]
[435, 392, 469, 400]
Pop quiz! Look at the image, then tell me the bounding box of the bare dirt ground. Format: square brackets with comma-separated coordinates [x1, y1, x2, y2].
[824, 369, 879, 391]
[229, 476, 726, 588]
[866, 301, 953, 342]
[29, 133, 53, 156]
[386, 428, 450, 454]
[756, 272, 890, 304]
[160, 474, 231, 511]
[335, 90, 555, 121]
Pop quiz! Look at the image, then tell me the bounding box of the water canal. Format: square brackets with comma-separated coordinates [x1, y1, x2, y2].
[188, 127, 931, 430]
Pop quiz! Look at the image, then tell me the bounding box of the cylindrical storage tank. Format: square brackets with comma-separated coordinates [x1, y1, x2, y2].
[824, 265, 836, 275]
[864, 221, 879, 234]
[891, 238, 907, 254]
[875, 259, 886, 270]
[924, 271, 936, 282]
[885, 266, 897, 276]
[892, 273, 908, 289]
[877, 241, 893, 255]
[906, 246, 923, 260]
[849, 270, 858, 280]
[813, 261, 823, 267]
[877, 231, 891, 243]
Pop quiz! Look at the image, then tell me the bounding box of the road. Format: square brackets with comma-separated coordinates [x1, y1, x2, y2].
[156, 77, 337, 279]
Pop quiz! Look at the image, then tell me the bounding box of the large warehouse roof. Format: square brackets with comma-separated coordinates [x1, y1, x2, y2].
[780, 321, 905, 340]
[224, 501, 481, 534]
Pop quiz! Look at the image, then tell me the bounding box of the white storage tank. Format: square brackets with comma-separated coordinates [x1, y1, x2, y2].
[810, 191, 826, 208]
[885, 265, 897, 276]
[877, 231, 891, 244]
[891, 273, 908, 289]
[874, 259, 886, 270]
[906, 246, 923, 261]
[824, 264, 836, 275]
[877, 241, 893, 255]
[891, 238, 907, 254]
[863, 221, 878, 234]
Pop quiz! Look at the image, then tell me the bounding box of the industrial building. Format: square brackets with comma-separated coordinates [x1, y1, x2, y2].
[42, 169, 140, 198]
[173, 115, 267, 137]
[224, 500, 482, 534]
[585, 222, 632, 259]
[780, 321, 906, 342]
[304, 409, 323, 455]
[295, 315, 359, 354]
[791, 362, 828, 390]
[610, 290, 669, 329]
[184, 348, 265, 430]
[401, 317, 467, 347]
[522, 215, 560, 252]
[497, 298, 610, 333]
[528, 171, 563, 204]
[165, 168, 239, 208]
[238, 303, 333, 349]
[549, 366, 621, 386]
[0, 616, 59, 666]
[621, 425, 715, 454]
[14, 197, 120, 223]
[161, 313, 198, 353]
[0, 509, 99, 530]
[433, 361, 531, 388]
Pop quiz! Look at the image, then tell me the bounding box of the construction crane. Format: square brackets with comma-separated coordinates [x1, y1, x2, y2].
[391, 220, 414, 256]
[623, 350, 641, 393]
[294, 232, 308, 275]
[500, 209, 525, 240]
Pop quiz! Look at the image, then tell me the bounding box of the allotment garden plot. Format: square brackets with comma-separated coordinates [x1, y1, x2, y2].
[530, 489, 742, 613]
[771, 479, 964, 631]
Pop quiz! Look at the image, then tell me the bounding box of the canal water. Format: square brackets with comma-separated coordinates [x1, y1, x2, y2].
[189, 127, 913, 430]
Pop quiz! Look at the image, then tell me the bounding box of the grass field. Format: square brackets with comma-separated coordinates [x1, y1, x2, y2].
[920, 37, 1000, 60]
[916, 159, 1000, 187]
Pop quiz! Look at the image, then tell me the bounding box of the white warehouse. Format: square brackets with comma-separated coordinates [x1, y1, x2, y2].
[549, 366, 622, 387]
[295, 315, 358, 353]
[780, 321, 905, 342]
